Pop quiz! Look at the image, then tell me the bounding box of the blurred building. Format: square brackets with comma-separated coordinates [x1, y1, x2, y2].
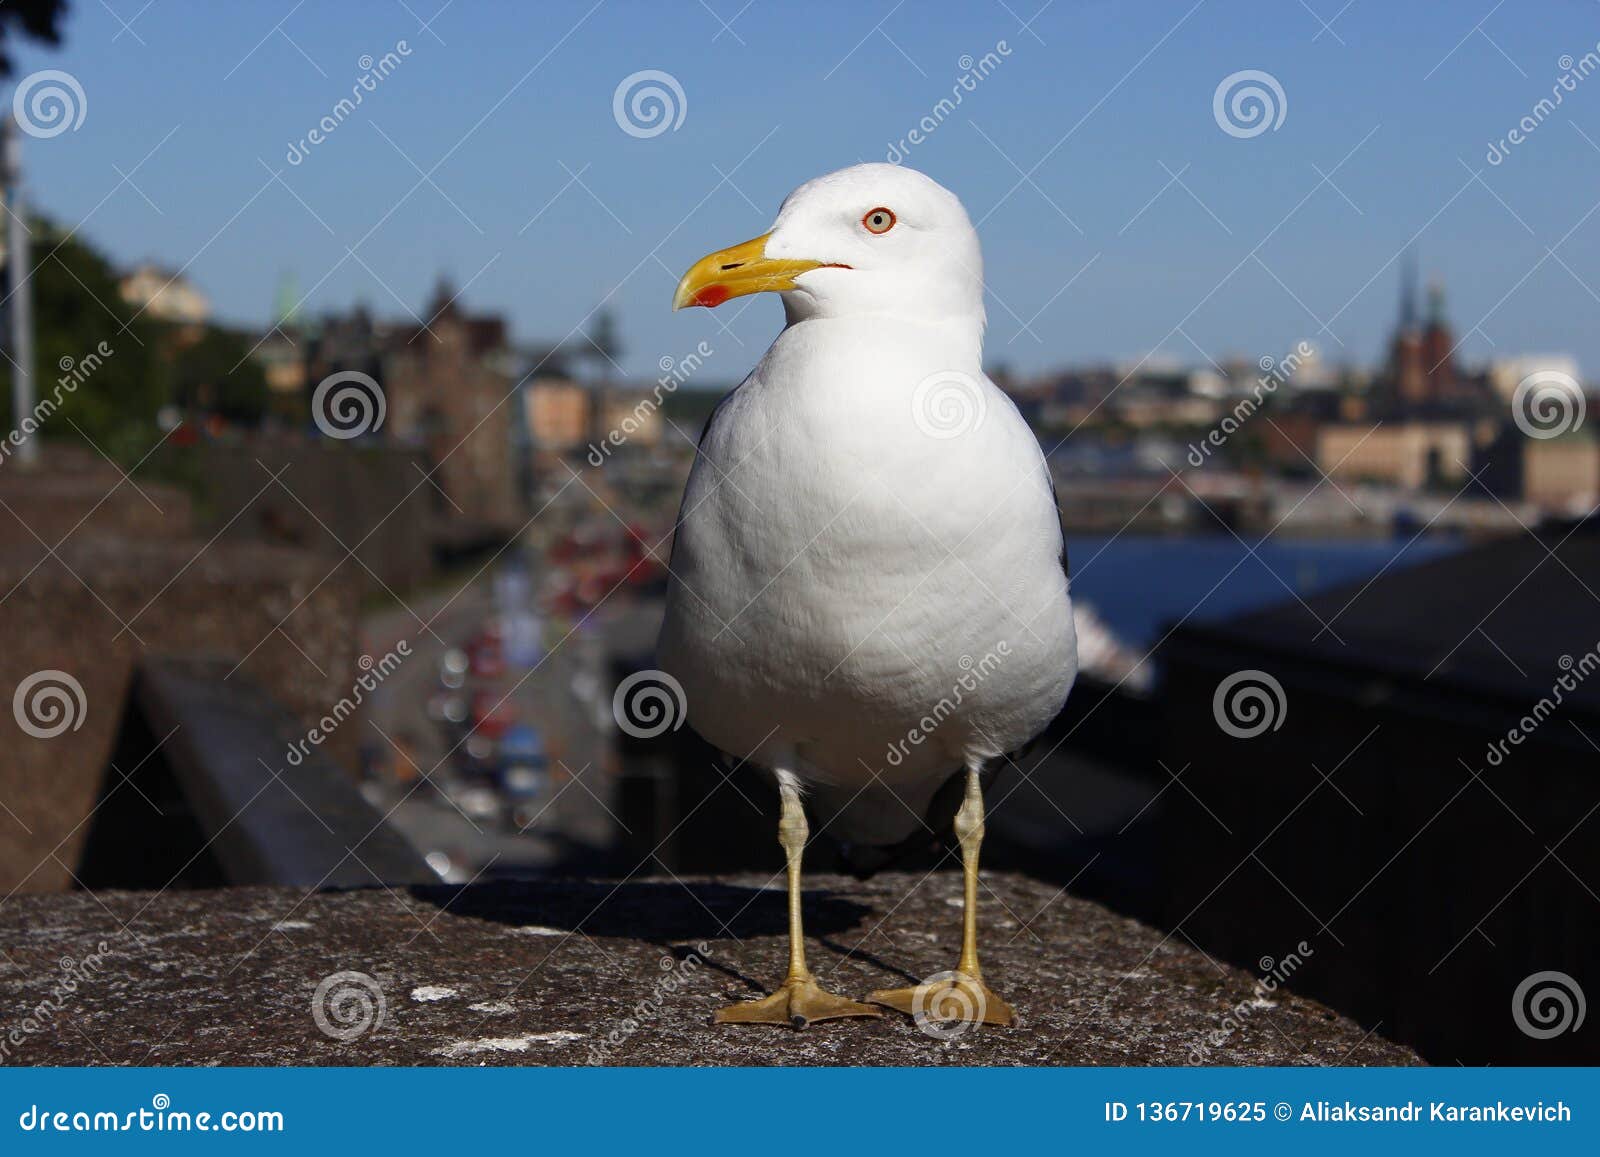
[255, 275, 309, 419]
[525, 375, 590, 453]
[1488, 354, 1583, 404]
[598, 388, 666, 448]
[1376, 258, 1498, 417]
[241, 274, 686, 530]
[1388, 252, 1469, 410]
[249, 279, 524, 529]
[118, 262, 210, 326]
[1478, 426, 1600, 512]
[1316, 421, 1479, 490]
[256, 330, 305, 400]
[523, 376, 670, 457]
[1521, 432, 1600, 509]
[1312, 259, 1517, 492]
[385, 280, 521, 525]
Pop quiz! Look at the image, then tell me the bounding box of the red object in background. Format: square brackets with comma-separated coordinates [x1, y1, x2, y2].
[467, 631, 505, 678]
[469, 690, 515, 739]
[622, 524, 667, 585]
[625, 554, 665, 586]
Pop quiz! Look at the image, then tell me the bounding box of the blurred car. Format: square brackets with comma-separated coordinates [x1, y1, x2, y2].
[499, 723, 545, 761]
[497, 724, 550, 800]
[452, 785, 502, 825]
[501, 764, 550, 801]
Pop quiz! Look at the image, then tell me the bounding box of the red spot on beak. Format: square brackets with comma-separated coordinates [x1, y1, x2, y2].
[691, 285, 731, 308]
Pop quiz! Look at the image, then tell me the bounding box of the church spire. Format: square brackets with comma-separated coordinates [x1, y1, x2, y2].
[1426, 277, 1446, 328]
[427, 272, 459, 321]
[1399, 245, 1419, 331]
[273, 269, 301, 328]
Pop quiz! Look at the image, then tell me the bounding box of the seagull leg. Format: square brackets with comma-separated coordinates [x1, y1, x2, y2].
[868, 762, 1016, 1028]
[714, 774, 881, 1028]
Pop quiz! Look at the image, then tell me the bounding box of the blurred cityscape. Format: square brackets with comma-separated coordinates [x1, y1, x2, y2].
[0, 2, 1596, 1067]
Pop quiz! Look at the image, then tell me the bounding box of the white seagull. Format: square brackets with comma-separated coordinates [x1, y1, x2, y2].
[659, 163, 1077, 1029]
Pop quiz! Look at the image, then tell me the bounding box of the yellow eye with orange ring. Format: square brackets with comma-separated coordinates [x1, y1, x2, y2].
[862, 207, 896, 235]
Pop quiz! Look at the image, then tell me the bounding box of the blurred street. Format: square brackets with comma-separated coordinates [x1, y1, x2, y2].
[355, 465, 673, 882]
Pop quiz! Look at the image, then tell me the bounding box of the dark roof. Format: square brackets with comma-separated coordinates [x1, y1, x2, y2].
[390, 312, 508, 357]
[463, 315, 507, 353]
[1171, 521, 1600, 709]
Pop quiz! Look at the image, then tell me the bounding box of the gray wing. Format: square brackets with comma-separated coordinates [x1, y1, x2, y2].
[666, 386, 739, 572]
[1047, 464, 1070, 579]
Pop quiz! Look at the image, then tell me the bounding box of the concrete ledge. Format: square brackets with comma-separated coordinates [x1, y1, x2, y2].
[0, 872, 1419, 1066]
[120, 658, 433, 888]
[0, 465, 191, 549]
[0, 538, 361, 893]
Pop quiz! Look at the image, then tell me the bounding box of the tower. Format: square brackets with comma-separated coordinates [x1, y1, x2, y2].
[1420, 279, 1456, 400]
[273, 270, 302, 331]
[1391, 247, 1427, 407]
[1399, 245, 1417, 331]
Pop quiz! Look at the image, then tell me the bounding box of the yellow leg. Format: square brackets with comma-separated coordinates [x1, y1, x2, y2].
[869, 764, 1016, 1030]
[714, 775, 881, 1028]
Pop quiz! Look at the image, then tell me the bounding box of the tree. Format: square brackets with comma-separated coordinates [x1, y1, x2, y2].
[0, 0, 65, 77]
[169, 325, 270, 426]
[0, 220, 166, 460]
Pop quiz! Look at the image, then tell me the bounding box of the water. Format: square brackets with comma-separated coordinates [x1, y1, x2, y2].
[1065, 533, 1461, 648]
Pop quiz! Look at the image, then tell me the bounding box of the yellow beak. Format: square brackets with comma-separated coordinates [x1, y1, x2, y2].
[671, 232, 835, 310]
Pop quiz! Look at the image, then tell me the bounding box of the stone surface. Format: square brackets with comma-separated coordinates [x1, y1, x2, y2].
[0, 538, 361, 894]
[152, 440, 436, 596]
[0, 872, 1420, 1066]
[0, 459, 192, 552]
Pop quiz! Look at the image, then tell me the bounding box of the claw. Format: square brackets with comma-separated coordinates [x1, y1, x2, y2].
[870, 971, 1016, 1030]
[714, 975, 882, 1029]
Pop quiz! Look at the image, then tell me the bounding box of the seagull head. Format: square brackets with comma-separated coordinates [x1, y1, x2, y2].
[672, 163, 984, 327]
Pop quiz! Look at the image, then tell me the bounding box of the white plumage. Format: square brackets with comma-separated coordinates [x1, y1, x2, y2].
[659, 163, 1077, 849]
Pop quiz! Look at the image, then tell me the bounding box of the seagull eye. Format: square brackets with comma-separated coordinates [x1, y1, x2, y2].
[862, 207, 896, 235]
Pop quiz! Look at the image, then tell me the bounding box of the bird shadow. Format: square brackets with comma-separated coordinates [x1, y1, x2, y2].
[407, 878, 903, 994]
[413, 876, 878, 938]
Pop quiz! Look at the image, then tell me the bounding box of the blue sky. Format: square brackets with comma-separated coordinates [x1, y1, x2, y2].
[10, 0, 1600, 382]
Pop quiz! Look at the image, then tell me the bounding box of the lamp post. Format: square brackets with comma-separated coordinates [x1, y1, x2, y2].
[2, 113, 36, 466]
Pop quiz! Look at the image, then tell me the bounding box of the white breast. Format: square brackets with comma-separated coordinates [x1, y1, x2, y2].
[658, 315, 1077, 832]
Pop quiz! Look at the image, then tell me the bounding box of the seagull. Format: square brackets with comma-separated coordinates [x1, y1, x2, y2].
[658, 163, 1077, 1029]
